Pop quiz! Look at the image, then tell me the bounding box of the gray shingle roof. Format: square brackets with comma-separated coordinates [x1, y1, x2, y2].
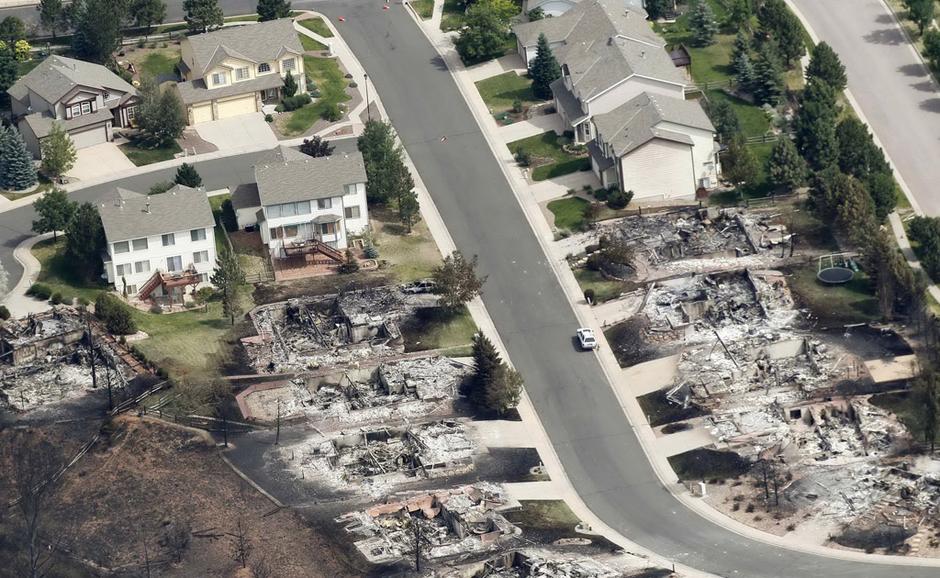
[22, 109, 113, 139]
[7, 55, 137, 106]
[593, 91, 714, 157]
[98, 185, 215, 243]
[549, 78, 586, 124]
[176, 73, 283, 105]
[513, 1, 686, 102]
[231, 183, 261, 211]
[254, 148, 367, 206]
[181, 19, 304, 78]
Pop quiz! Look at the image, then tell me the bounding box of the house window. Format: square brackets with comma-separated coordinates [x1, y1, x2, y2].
[317, 222, 336, 236]
[193, 250, 209, 264]
[258, 62, 271, 74]
[162, 233, 175, 246]
[284, 225, 298, 237]
[267, 205, 280, 219]
[190, 228, 206, 242]
[211, 72, 226, 86]
[69, 104, 81, 118]
[166, 255, 182, 272]
[114, 241, 129, 254]
[297, 201, 310, 214]
[115, 263, 131, 276]
[344, 206, 361, 219]
[282, 58, 295, 71]
[235, 67, 250, 81]
[344, 183, 358, 196]
[126, 106, 137, 121]
[134, 260, 150, 274]
[132, 237, 148, 251]
[199, 273, 209, 283]
[103, 91, 110, 100]
[316, 198, 332, 210]
[126, 284, 137, 295]
[81, 101, 91, 114]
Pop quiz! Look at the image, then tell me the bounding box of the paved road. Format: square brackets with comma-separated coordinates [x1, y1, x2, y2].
[0, 0, 259, 27]
[306, 1, 938, 576]
[790, 0, 940, 215]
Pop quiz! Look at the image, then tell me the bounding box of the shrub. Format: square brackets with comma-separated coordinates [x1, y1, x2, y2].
[363, 245, 379, 259]
[582, 184, 592, 191]
[0, 305, 9, 320]
[264, 113, 274, 123]
[220, 199, 238, 232]
[50, 292, 63, 305]
[27, 283, 52, 300]
[512, 99, 523, 113]
[348, 81, 358, 88]
[94, 293, 138, 335]
[321, 102, 342, 121]
[606, 189, 634, 210]
[274, 104, 285, 113]
[280, 93, 312, 112]
[593, 188, 610, 202]
[514, 148, 531, 167]
[583, 288, 596, 304]
[338, 249, 359, 274]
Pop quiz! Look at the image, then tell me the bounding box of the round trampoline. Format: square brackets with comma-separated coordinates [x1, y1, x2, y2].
[817, 253, 856, 284]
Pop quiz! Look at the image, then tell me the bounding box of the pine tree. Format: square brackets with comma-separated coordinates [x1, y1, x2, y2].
[733, 51, 756, 93]
[174, 163, 202, 187]
[796, 78, 839, 169]
[65, 202, 105, 281]
[392, 162, 420, 233]
[133, 0, 167, 36]
[866, 172, 898, 222]
[915, 371, 939, 451]
[39, 0, 65, 40]
[211, 245, 245, 325]
[467, 332, 501, 406]
[184, 0, 223, 33]
[40, 121, 76, 179]
[257, 0, 291, 21]
[722, 134, 759, 190]
[767, 137, 807, 191]
[690, 0, 718, 47]
[31, 188, 75, 242]
[773, 11, 805, 66]
[751, 44, 784, 105]
[730, 31, 751, 76]
[283, 70, 297, 98]
[707, 98, 740, 143]
[806, 41, 846, 92]
[0, 125, 37, 191]
[727, 0, 752, 29]
[484, 364, 523, 415]
[529, 33, 560, 100]
[70, 0, 126, 64]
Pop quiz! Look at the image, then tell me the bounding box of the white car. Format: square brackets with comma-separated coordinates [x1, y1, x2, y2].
[576, 328, 598, 350]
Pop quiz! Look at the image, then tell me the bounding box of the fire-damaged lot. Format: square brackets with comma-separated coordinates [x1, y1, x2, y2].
[568, 203, 940, 556]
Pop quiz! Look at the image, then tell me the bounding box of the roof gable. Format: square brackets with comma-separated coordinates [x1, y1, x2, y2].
[593, 92, 714, 157]
[254, 148, 368, 206]
[8, 55, 137, 106]
[183, 19, 304, 78]
[98, 185, 215, 243]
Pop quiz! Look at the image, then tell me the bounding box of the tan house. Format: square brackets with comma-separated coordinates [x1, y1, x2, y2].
[176, 18, 306, 124]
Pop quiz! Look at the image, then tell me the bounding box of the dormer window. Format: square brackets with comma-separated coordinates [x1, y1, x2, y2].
[103, 91, 110, 100]
[235, 67, 250, 81]
[258, 62, 271, 74]
[282, 58, 295, 72]
[211, 72, 227, 86]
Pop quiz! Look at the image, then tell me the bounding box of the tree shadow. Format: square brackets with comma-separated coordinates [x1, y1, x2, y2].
[911, 80, 937, 92]
[919, 98, 940, 112]
[429, 55, 448, 71]
[898, 63, 928, 77]
[863, 28, 906, 45]
[875, 13, 896, 25]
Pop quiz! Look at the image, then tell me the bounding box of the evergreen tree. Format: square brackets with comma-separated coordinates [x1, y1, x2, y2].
[730, 31, 751, 76]
[39, 0, 66, 40]
[767, 137, 807, 191]
[70, 0, 127, 64]
[357, 120, 401, 204]
[905, 0, 934, 35]
[795, 79, 839, 169]
[0, 126, 37, 191]
[389, 160, 419, 233]
[32, 188, 75, 242]
[925, 29, 940, 69]
[137, 79, 186, 147]
[866, 171, 898, 222]
[707, 98, 740, 143]
[133, 0, 167, 37]
[174, 163, 202, 187]
[727, 0, 752, 29]
[257, 0, 291, 21]
[773, 11, 804, 66]
[529, 33, 560, 100]
[915, 370, 939, 452]
[689, 0, 718, 47]
[722, 134, 759, 191]
[644, 0, 671, 20]
[467, 333, 501, 406]
[751, 44, 784, 105]
[283, 70, 297, 97]
[806, 41, 846, 92]
[0, 49, 15, 99]
[40, 122, 76, 179]
[184, 0, 223, 33]
[211, 245, 246, 325]
[733, 50, 756, 93]
[757, 0, 789, 35]
[299, 135, 334, 157]
[835, 174, 876, 246]
[485, 364, 523, 415]
[65, 202, 105, 281]
[835, 117, 886, 179]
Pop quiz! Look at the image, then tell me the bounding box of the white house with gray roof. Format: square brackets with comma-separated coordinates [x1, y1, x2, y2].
[589, 92, 718, 200]
[7, 55, 139, 158]
[232, 146, 368, 264]
[512, 0, 687, 143]
[176, 18, 306, 124]
[98, 186, 216, 303]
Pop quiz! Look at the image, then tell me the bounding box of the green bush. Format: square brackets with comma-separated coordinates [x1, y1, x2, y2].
[514, 148, 531, 167]
[593, 188, 610, 202]
[0, 305, 10, 320]
[27, 283, 52, 300]
[281, 93, 312, 112]
[606, 189, 634, 210]
[321, 102, 342, 121]
[220, 199, 238, 232]
[194, 286, 216, 304]
[50, 292, 63, 305]
[363, 245, 379, 259]
[264, 113, 274, 123]
[512, 99, 523, 113]
[94, 293, 138, 335]
[584, 288, 596, 304]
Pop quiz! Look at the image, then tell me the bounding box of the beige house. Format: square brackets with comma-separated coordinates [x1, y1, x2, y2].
[176, 18, 306, 124]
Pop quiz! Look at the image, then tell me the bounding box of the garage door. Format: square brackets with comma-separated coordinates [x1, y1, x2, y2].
[191, 103, 213, 124]
[69, 125, 108, 149]
[216, 95, 257, 119]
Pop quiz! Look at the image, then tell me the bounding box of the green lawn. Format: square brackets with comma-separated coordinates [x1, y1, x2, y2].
[280, 56, 350, 136]
[547, 196, 589, 230]
[669, 448, 751, 481]
[1, 176, 55, 202]
[300, 34, 327, 52]
[475, 71, 539, 113]
[783, 261, 879, 326]
[17, 57, 42, 77]
[574, 268, 625, 303]
[371, 206, 442, 283]
[401, 306, 478, 355]
[299, 16, 334, 38]
[224, 14, 260, 23]
[870, 390, 940, 444]
[706, 90, 770, 137]
[441, 0, 466, 32]
[139, 50, 179, 79]
[31, 239, 109, 304]
[412, 0, 435, 19]
[508, 132, 591, 181]
[119, 141, 182, 166]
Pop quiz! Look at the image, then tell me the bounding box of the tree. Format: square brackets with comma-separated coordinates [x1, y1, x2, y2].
[455, 4, 508, 64]
[133, 0, 167, 37]
[0, 49, 16, 99]
[727, 0, 752, 30]
[757, 0, 789, 36]
[925, 29, 940, 69]
[71, 0, 127, 64]
[526, 7, 544, 21]
[0, 16, 25, 51]
[733, 50, 756, 93]
[767, 137, 807, 190]
[689, 0, 718, 47]
[730, 31, 752, 76]
[32, 188, 75, 242]
[866, 171, 897, 222]
[432, 251, 487, 311]
[529, 33, 560, 100]
[338, 248, 359, 274]
[257, 0, 291, 21]
[834, 174, 876, 246]
[39, 0, 66, 40]
[465, 332, 501, 406]
[915, 368, 940, 452]
[137, 79, 186, 147]
[751, 43, 784, 105]
[40, 122, 76, 179]
[485, 364, 523, 415]
[707, 98, 740, 142]
[95, 293, 138, 334]
[174, 162, 202, 187]
[65, 202, 105, 281]
[184, 0, 223, 33]
[0, 125, 38, 191]
[299, 135, 334, 157]
[282, 70, 297, 98]
[389, 160, 419, 232]
[478, 0, 518, 21]
[722, 134, 759, 190]
[149, 181, 174, 195]
[357, 120, 405, 204]
[771, 11, 804, 66]
[806, 41, 846, 93]
[835, 117, 889, 179]
[644, 0, 671, 19]
[230, 516, 253, 569]
[211, 245, 245, 325]
[795, 78, 838, 169]
[905, 0, 934, 35]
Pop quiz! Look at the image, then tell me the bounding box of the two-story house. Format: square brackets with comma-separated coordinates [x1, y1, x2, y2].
[589, 92, 719, 200]
[176, 18, 306, 124]
[98, 186, 217, 304]
[231, 146, 368, 265]
[513, 0, 687, 143]
[6, 55, 139, 158]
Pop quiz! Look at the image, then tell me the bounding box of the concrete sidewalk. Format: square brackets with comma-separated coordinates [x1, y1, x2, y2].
[1, 232, 54, 317]
[497, 112, 565, 142]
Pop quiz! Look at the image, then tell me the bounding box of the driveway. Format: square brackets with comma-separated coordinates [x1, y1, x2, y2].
[66, 143, 136, 182]
[194, 113, 279, 151]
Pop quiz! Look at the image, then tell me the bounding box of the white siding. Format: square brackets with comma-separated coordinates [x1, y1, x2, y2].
[619, 139, 696, 200]
[659, 121, 719, 189]
[585, 76, 685, 118]
[105, 227, 217, 295]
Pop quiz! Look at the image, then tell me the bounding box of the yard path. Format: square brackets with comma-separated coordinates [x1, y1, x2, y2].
[0, 232, 53, 316]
